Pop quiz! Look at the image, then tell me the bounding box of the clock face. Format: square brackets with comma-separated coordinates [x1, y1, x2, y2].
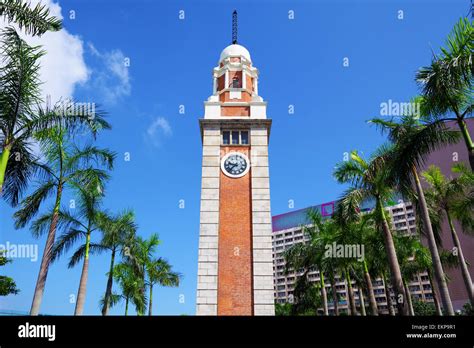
[221, 152, 250, 178]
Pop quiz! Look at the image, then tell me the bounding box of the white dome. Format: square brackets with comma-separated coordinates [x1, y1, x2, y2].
[219, 44, 251, 62]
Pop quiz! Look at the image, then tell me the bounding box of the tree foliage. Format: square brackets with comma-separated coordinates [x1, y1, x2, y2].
[0, 0, 62, 36]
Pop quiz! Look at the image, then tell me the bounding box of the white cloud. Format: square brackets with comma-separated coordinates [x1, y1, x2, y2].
[145, 117, 172, 147]
[0, 0, 89, 104]
[1, 0, 133, 108]
[87, 43, 131, 104]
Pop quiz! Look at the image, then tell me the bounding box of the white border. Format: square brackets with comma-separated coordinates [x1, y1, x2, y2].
[221, 151, 251, 178]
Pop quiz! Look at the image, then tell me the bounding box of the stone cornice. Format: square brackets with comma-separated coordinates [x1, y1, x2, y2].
[199, 118, 272, 142]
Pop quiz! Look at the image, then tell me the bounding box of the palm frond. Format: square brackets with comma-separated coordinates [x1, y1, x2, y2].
[2, 136, 38, 206]
[416, 18, 473, 118]
[50, 225, 86, 263]
[67, 242, 106, 268]
[22, 102, 111, 139]
[333, 153, 365, 186]
[66, 145, 115, 172]
[0, 0, 62, 36]
[0, 27, 44, 132]
[13, 180, 55, 229]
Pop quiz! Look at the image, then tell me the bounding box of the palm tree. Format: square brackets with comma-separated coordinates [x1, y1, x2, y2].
[0, 0, 61, 36]
[351, 270, 367, 316]
[112, 260, 146, 315]
[449, 164, 474, 232]
[275, 302, 293, 316]
[97, 210, 137, 316]
[325, 209, 358, 316]
[364, 224, 397, 315]
[422, 164, 474, 305]
[370, 114, 460, 315]
[343, 266, 358, 316]
[147, 258, 181, 315]
[284, 211, 333, 315]
[0, 0, 62, 197]
[394, 234, 431, 315]
[49, 177, 109, 315]
[13, 126, 114, 315]
[290, 272, 322, 316]
[333, 206, 380, 316]
[416, 18, 474, 169]
[0, 27, 109, 202]
[126, 234, 162, 316]
[326, 266, 340, 316]
[334, 146, 409, 315]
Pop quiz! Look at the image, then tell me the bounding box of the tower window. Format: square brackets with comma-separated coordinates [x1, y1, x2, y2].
[232, 76, 241, 88]
[241, 131, 249, 144]
[231, 131, 239, 144]
[222, 130, 250, 145]
[223, 131, 230, 145]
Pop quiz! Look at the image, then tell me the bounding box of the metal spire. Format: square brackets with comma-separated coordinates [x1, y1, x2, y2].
[232, 10, 238, 44]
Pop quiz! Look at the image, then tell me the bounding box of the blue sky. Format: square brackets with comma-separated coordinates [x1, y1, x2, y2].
[0, 0, 469, 315]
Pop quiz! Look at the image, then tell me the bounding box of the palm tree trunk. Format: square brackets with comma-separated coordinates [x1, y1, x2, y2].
[404, 280, 414, 316]
[74, 231, 91, 315]
[446, 210, 474, 305]
[363, 261, 378, 316]
[30, 182, 63, 315]
[376, 197, 409, 316]
[331, 276, 339, 316]
[0, 144, 11, 194]
[345, 268, 357, 315]
[344, 276, 351, 315]
[101, 248, 116, 316]
[148, 284, 153, 316]
[456, 117, 474, 170]
[125, 297, 129, 316]
[358, 286, 366, 316]
[383, 272, 395, 316]
[428, 270, 443, 315]
[412, 167, 454, 315]
[320, 272, 328, 315]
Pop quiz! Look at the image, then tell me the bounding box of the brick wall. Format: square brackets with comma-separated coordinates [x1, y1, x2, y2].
[219, 91, 252, 103]
[221, 106, 250, 116]
[217, 75, 225, 91]
[217, 146, 254, 315]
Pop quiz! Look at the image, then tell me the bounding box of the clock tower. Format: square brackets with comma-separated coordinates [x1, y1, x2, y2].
[196, 14, 275, 316]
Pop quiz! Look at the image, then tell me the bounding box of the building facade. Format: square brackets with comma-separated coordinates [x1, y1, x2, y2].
[196, 43, 275, 315]
[420, 119, 474, 310]
[272, 200, 435, 314]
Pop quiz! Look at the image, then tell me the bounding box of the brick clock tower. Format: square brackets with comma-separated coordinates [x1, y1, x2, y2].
[196, 22, 275, 316]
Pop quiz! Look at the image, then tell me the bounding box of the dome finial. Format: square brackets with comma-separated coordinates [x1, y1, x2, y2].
[232, 10, 238, 44]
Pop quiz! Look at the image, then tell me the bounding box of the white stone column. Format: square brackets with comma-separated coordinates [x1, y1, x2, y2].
[196, 127, 221, 315]
[250, 127, 275, 315]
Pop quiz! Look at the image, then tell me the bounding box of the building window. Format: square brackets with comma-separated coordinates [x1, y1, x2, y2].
[232, 76, 241, 88]
[222, 131, 230, 145]
[241, 131, 249, 144]
[222, 130, 250, 145]
[231, 131, 239, 144]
